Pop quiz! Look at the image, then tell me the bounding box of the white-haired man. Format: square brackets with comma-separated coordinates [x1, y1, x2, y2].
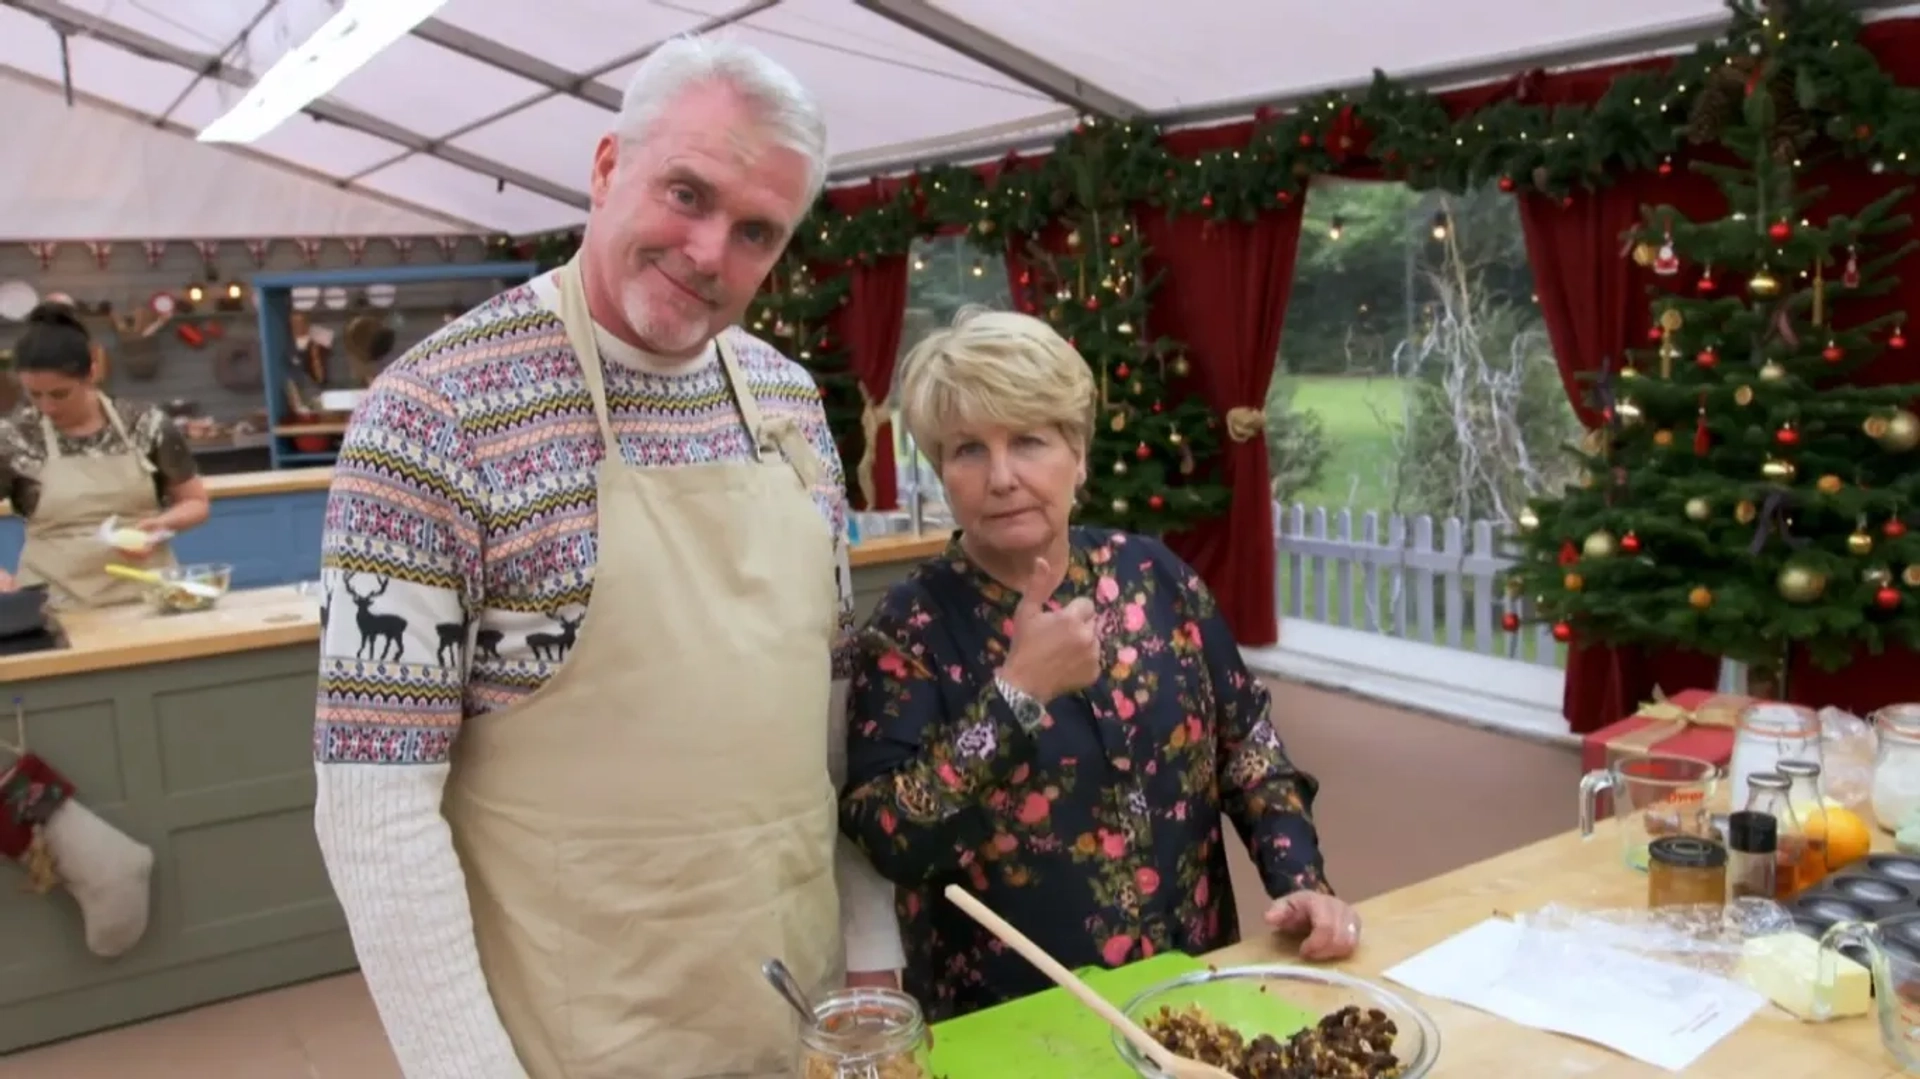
[312, 36, 902, 1079]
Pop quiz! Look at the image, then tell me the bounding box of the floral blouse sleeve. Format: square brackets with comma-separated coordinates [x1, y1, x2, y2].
[840, 587, 1045, 886]
[1170, 555, 1332, 897]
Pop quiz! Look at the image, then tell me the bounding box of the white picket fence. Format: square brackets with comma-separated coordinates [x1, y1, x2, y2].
[1272, 502, 1565, 669]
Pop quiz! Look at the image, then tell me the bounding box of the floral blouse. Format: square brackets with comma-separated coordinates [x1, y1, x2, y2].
[841, 527, 1330, 1021]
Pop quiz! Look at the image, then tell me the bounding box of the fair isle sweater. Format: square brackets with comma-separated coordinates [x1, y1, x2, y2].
[312, 272, 902, 1079]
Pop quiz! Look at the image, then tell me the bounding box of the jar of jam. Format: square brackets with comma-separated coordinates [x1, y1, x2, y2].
[1647, 835, 1728, 909]
[797, 987, 931, 1079]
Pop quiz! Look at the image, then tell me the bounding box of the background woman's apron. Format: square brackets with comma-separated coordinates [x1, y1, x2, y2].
[16, 399, 176, 609]
[444, 259, 843, 1079]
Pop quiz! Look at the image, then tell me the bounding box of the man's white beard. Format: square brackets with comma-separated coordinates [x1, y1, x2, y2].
[622, 276, 710, 357]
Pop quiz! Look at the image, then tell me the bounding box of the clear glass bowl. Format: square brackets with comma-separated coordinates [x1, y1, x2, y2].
[1112, 964, 1441, 1077]
[146, 563, 233, 614]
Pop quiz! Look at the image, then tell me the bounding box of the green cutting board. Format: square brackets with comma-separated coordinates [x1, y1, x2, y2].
[926, 953, 1312, 1078]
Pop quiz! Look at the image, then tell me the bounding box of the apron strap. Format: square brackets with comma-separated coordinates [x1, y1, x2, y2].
[38, 395, 155, 475]
[552, 259, 621, 459]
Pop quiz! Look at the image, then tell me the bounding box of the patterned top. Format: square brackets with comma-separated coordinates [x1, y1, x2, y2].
[840, 528, 1330, 1020]
[0, 399, 198, 516]
[313, 272, 854, 764]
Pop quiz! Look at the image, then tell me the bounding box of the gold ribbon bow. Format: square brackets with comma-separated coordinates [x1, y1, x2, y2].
[1225, 406, 1268, 443]
[1606, 687, 1747, 762]
[854, 383, 890, 511]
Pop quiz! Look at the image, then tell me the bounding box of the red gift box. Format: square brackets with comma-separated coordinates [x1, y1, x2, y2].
[1579, 688, 1748, 774]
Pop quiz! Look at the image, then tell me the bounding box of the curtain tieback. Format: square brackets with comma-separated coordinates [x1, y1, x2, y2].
[855, 383, 890, 510]
[1224, 406, 1268, 443]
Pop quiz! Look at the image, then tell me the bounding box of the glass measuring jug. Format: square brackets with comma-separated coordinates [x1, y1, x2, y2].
[1818, 912, 1920, 1071]
[1578, 754, 1721, 870]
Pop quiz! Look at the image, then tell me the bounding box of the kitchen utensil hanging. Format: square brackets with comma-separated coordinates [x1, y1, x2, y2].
[0, 281, 39, 322]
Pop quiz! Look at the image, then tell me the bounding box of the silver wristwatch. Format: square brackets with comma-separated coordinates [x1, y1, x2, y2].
[995, 675, 1046, 732]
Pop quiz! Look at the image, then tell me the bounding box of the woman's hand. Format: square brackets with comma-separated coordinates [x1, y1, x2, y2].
[0, 567, 15, 592]
[1264, 892, 1362, 962]
[999, 557, 1100, 702]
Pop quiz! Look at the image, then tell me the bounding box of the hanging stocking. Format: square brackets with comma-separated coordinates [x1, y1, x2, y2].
[1, 751, 155, 958]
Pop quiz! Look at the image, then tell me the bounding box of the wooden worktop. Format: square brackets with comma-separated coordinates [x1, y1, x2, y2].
[0, 584, 319, 682]
[1209, 824, 1897, 1076]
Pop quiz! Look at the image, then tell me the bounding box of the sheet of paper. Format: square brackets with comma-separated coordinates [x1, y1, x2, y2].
[1383, 917, 1765, 1072]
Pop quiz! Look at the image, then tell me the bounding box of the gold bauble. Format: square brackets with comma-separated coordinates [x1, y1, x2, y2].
[1616, 400, 1644, 425]
[1065, 230, 1083, 249]
[1736, 500, 1759, 524]
[1817, 474, 1845, 494]
[1518, 508, 1541, 532]
[1110, 411, 1127, 432]
[975, 218, 996, 236]
[1111, 497, 1129, 514]
[1661, 309, 1685, 331]
[1564, 572, 1585, 592]
[1684, 497, 1712, 522]
[1761, 457, 1798, 483]
[1170, 356, 1191, 378]
[1112, 459, 1129, 476]
[1865, 566, 1894, 588]
[1905, 565, 1920, 589]
[1849, 530, 1876, 556]
[1758, 360, 1788, 382]
[1778, 563, 1828, 603]
[1653, 429, 1675, 447]
[1167, 429, 1184, 445]
[1878, 409, 1920, 452]
[1734, 385, 1755, 406]
[1582, 530, 1618, 559]
[1750, 269, 1782, 296]
[1689, 586, 1714, 610]
[1620, 365, 1640, 380]
[1632, 242, 1658, 267]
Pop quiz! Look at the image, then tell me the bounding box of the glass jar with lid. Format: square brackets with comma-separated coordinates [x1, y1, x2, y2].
[1729, 702, 1822, 812]
[1872, 703, 1920, 833]
[797, 987, 931, 1079]
[1776, 758, 1831, 888]
[1745, 771, 1814, 899]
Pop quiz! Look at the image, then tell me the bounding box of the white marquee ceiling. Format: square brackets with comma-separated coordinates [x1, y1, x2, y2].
[0, 0, 1912, 240]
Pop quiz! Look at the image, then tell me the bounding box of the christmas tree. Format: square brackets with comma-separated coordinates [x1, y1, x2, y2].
[746, 258, 865, 476]
[1505, 5, 1920, 690]
[1009, 131, 1230, 534]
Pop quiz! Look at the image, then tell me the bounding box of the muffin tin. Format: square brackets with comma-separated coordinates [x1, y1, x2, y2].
[1788, 854, 1920, 964]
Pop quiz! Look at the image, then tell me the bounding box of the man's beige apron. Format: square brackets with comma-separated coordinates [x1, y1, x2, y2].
[444, 257, 843, 1079]
[17, 399, 176, 609]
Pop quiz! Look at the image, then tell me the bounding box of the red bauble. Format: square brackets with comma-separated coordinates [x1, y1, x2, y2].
[1135, 442, 1152, 460]
[1551, 621, 1574, 643]
[1696, 273, 1717, 294]
[1775, 426, 1800, 447]
[1878, 587, 1903, 611]
[1148, 495, 1165, 511]
[1115, 363, 1131, 379]
[1275, 190, 1293, 205]
[1823, 341, 1845, 363]
[1696, 348, 1719, 369]
[1297, 132, 1315, 148]
[1108, 233, 1123, 247]
[1768, 220, 1793, 242]
[1893, 329, 1908, 350]
[1501, 612, 1521, 633]
[1200, 195, 1215, 210]
[1497, 176, 1516, 193]
[1887, 519, 1910, 539]
[1657, 157, 1674, 176]
[1647, 326, 1665, 343]
[1620, 532, 1641, 555]
[1085, 297, 1100, 311]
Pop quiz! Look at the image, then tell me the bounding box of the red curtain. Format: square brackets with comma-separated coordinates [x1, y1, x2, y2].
[1139, 129, 1307, 645]
[824, 181, 909, 510]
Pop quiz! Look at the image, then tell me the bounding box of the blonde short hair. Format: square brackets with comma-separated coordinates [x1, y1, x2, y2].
[895, 307, 1096, 465]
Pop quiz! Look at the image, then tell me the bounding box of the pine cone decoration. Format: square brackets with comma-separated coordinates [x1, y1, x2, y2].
[1686, 62, 1749, 145]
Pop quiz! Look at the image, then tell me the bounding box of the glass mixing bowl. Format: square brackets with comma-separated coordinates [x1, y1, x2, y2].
[1113, 964, 1441, 1077]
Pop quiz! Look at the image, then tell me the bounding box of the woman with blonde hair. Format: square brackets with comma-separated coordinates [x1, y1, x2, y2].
[840, 308, 1356, 1019]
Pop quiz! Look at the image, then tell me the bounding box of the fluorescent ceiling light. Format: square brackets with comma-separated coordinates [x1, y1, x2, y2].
[197, 0, 449, 144]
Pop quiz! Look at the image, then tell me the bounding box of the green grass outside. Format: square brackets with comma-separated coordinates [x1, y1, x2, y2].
[1276, 374, 1408, 512]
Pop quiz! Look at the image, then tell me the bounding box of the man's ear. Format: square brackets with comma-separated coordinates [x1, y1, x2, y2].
[589, 136, 620, 207]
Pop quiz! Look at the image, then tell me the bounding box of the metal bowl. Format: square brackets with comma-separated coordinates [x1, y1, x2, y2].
[1113, 964, 1441, 1078]
[146, 563, 233, 615]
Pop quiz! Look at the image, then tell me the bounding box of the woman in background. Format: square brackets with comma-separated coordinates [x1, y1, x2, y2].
[0, 303, 208, 605]
[840, 309, 1358, 1020]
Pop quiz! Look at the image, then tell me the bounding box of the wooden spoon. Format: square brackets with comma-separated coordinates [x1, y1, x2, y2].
[943, 884, 1236, 1079]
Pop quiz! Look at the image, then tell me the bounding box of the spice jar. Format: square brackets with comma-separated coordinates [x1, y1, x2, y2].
[1647, 835, 1728, 909]
[798, 987, 931, 1079]
[1872, 704, 1920, 833]
[1726, 810, 1778, 902]
[1745, 771, 1814, 899]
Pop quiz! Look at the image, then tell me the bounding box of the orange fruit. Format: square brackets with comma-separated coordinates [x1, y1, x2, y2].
[1804, 806, 1873, 870]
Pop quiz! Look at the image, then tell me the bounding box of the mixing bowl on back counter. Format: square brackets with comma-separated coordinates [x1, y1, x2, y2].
[1116, 965, 1439, 1079]
[145, 563, 233, 614]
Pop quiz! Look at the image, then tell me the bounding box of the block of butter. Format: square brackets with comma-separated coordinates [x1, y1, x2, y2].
[1737, 932, 1871, 1020]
